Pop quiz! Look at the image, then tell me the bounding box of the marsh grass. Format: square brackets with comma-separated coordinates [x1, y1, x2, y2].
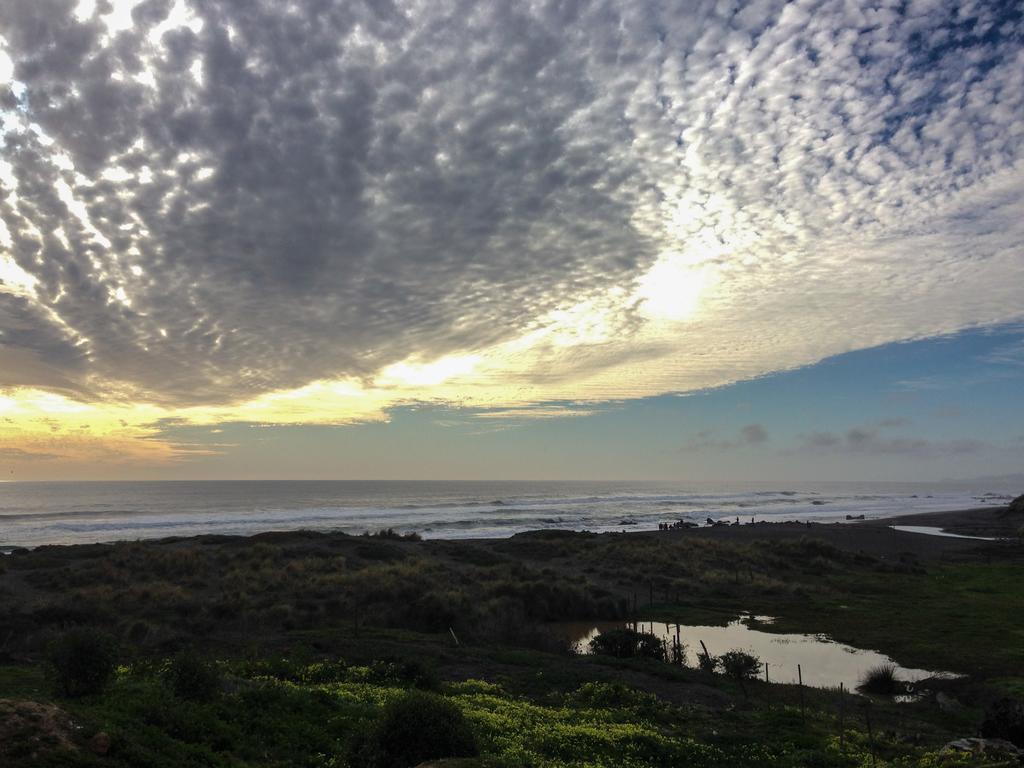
[858, 663, 901, 696]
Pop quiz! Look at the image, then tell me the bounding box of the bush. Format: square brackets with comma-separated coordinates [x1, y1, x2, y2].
[568, 681, 658, 711]
[366, 528, 422, 541]
[347, 690, 478, 768]
[981, 697, 1024, 747]
[697, 651, 719, 673]
[588, 628, 665, 661]
[367, 657, 441, 691]
[720, 650, 761, 679]
[164, 651, 221, 701]
[858, 663, 902, 696]
[47, 627, 118, 697]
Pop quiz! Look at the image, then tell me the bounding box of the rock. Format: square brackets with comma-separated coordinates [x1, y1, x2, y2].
[942, 737, 1022, 758]
[89, 731, 111, 755]
[1009, 494, 1024, 514]
[0, 699, 81, 761]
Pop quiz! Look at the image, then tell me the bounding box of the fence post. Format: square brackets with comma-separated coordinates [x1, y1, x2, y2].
[798, 664, 805, 724]
[699, 640, 712, 671]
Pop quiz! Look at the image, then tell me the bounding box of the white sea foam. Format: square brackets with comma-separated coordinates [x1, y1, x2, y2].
[0, 480, 1015, 548]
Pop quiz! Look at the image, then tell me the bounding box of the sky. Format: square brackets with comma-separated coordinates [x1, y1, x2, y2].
[0, 0, 1022, 481]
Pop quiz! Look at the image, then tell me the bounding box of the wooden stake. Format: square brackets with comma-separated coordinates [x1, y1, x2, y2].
[699, 639, 712, 670]
[798, 664, 805, 723]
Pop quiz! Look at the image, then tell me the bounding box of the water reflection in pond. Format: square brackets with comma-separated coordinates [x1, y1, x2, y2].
[890, 525, 1000, 541]
[555, 616, 957, 692]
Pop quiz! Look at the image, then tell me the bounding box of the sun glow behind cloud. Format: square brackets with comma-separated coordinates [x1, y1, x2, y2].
[635, 251, 716, 323]
[0, 255, 37, 296]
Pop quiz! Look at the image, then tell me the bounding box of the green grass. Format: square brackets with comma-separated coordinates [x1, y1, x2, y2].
[757, 564, 1024, 678]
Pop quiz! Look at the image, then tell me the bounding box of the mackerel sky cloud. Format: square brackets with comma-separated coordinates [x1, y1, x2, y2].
[1, 0, 1023, 473]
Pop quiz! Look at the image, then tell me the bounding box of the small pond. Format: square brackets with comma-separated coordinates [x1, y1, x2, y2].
[555, 615, 958, 692]
[890, 525, 1000, 541]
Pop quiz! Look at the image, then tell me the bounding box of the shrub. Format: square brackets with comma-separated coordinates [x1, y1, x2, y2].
[125, 620, 151, 644]
[588, 628, 665, 661]
[164, 651, 221, 701]
[367, 657, 441, 690]
[720, 650, 761, 679]
[298, 659, 349, 684]
[858, 663, 902, 696]
[366, 528, 422, 541]
[981, 698, 1024, 747]
[347, 690, 478, 768]
[697, 650, 719, 673]
[47, 627, 118, 697]
[568, 681, 658, 711]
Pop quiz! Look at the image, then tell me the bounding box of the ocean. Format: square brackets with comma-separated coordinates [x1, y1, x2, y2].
[0, 479, 1016, 549]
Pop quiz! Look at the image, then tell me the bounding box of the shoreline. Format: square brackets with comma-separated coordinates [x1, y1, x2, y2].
[2, 504, 1017, 558]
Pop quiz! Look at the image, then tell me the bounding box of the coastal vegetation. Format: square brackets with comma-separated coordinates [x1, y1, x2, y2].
[857, 664, 902, 697]
[2, 510, 1022, 766]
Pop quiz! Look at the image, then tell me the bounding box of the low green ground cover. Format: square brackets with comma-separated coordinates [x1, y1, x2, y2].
[0, 654, 1004, 768]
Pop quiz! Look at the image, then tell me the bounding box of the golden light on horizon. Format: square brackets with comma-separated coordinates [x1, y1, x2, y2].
[375, 354, 483, 388]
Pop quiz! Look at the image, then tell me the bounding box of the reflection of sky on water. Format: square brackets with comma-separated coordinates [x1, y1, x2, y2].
[557, 616, 957, 691]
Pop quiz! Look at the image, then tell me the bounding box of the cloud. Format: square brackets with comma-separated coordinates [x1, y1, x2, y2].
[681, 423, 769, 451]
[0, 0, 1022, 462]
[878, 418, 911, 428]
[982, 339, 1024, 367]
[0, 445, 61, 461]
[471, 406, 598, 420]
[805, 432, 842, 448]
[800, 426, 989, 457]
[741, 423, 769, 445]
